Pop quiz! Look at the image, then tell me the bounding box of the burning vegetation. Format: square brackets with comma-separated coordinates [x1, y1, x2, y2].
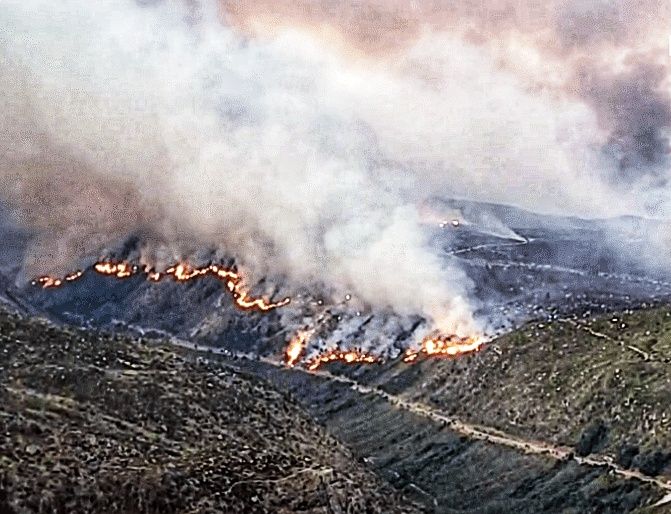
[32, 260, 290, 312]
[285, 330, 310, 367]
[403, 334, 483, 363]
[94, 261, 134, 278]
[305, 348, 380, 371]
[33, 262, 483, 371]
[284, 333, 483, 371]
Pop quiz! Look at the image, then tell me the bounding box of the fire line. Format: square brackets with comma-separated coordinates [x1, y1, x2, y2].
[32, 260, 290, 312]
[403, 333, 483, 362]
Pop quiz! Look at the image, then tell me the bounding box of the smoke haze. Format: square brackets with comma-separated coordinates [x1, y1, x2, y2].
[1, 0, 669, 335]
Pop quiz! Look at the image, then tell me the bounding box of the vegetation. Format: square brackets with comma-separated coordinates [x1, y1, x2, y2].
[0, 308, 421, 513]
[377, 308, 671, 477]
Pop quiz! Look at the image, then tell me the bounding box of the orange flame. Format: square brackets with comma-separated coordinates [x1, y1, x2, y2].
[282, 329, 483, 371]
[403, 333, 483, 362]
[65, 270, 84, 282]
[145, 267, 161, 282]
[33, 260, 290, 312]
[285, 330, 310, 367]
[32, 270, 84, 289]
[306, 348, 380, 371]
[165, 263, 209, 281]
[158, 262, 290, 311]
[94, 261, 136, 278]
[33, 276, 63, 288]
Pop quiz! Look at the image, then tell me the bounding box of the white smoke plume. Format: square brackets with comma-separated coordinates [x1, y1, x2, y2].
[0, 0, 669, 336]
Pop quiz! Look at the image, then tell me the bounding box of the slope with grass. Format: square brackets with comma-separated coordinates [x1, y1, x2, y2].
[361, 308, 671, 477]
[233, 307, 671, 512]
[0, 308, 421, 513]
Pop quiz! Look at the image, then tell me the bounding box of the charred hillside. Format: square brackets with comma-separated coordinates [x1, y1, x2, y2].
[18, 205, 671, 366]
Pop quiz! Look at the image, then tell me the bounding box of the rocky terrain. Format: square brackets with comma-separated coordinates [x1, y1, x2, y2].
[0, 307, 422, 513]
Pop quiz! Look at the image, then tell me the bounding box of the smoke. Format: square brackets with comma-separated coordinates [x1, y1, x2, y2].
[572, 61, 671, 179]
[225, 0, 671, 190]
[0, 0, 670, 336]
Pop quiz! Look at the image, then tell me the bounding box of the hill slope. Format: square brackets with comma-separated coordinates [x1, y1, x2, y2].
[366, 308, 671, 477]
[231, 307, 671, 512]
[0, 308, 421, 513]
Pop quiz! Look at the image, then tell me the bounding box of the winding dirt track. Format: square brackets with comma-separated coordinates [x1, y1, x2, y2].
[291, 366, 671, 495]
[173, 337, 671, 506]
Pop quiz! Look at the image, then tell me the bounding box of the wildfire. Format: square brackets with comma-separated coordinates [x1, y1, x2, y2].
[33, 276, 62, 288]
[65, 270, 84, 282]
[32, 270, 84, 289]
[94, 261, 136, 278]
[146, 268, 161, 282]
[403, 333, 483, 362]
[165, 263, 210, 281]
[281, 328, 483, 371]
[32, 260, 290, 312]
[306, 348, 380, 371]
[285, 331, 310, 367]
[154, 262, 290, 311]
[34, 262, 483, 367]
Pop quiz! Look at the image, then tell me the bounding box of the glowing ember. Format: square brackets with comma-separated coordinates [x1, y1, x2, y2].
[32, 269, 85, 289]
[403, 334, 483, 362]
[165, 263, 209, 281]
[65, 270, 84, 282]
[285, 331, 310, 367]
[33, 260, 290, 312]
[306, 348, 379, 371]
[145, 267, 161, 282]
[94, 261, 136, 278]
[161, 263, 290, 311]
[33, 276, 63, 288]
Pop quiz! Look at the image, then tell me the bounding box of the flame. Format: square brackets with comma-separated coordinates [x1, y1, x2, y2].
[34, 263, 482, 363]
[285, 331, 310, 367]
[94, 261, 136, 278]
[282, 329, 483, 371]
[159, 262, 290, 311]
[32, 260, 290, 312]
[32, 270, 84, 289]
[65, 270, 84, 282]
[33, 276, 63, 288]
[146, 268, 161, 282]
[403, 333, 483, 362]
[165, 263, 209, 281]
[306, 348, 380, 371]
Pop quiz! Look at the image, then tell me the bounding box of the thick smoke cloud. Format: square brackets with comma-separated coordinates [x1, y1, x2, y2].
[572, 62, 671, 179]
[225, 0, 671, 183]
[1, 0, 670, 336]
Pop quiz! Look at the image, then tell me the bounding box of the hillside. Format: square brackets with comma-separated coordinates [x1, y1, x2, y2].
[232, 307, 671, 512]
[0, 308, 422, 513]
[363, 308, 671, 478]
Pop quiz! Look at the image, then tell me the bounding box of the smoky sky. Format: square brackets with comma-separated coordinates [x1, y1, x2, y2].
[1, 0, 670, 337]
[223, 0, 671, 178]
